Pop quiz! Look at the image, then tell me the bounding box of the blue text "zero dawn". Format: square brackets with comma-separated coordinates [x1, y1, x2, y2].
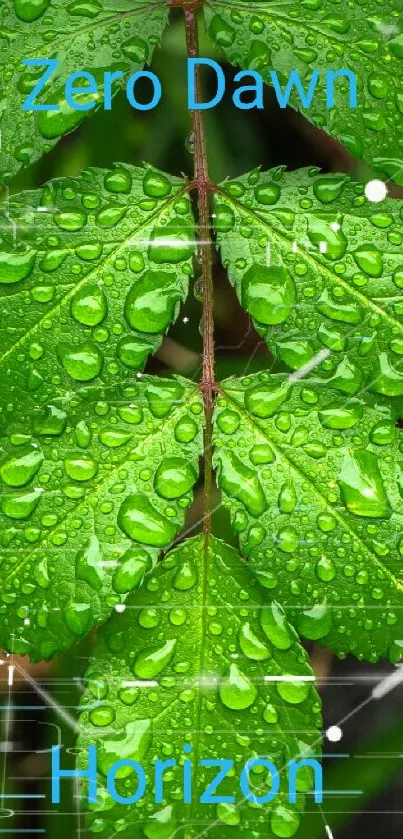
[21, 58, 358, 114]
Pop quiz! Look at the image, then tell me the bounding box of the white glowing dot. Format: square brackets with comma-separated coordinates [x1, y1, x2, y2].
[326, 725, 342, 742]
[183, 317, 189, 324]
[331, 221, 340, 232]
[365, 179, 387, 203]
[115, 604, 126, 613]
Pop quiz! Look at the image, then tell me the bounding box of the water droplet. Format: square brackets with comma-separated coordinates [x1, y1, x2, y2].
[216, 803, 240, 826]
[89, 705, 116, 728]
[239, 622, 271, 660]
[353, 244, 383, 277]
[0, 445, 43, 487]
[172, 560, 198, 591]
[315, 555, 336, 582]
[338, 451, 391, 518]
[242, 264, 296, 325]
[14, 0, 49, 22]
[370, 419, 396, 445]
[99, 428, 131, 448]
[219, 663, 257, 710]
[276, 526, 298, 553]
[245, 381, 290, 418]
[33, 405, 67, 437]
[260, 603, 294, 650]
[0, 248, 36, 284]
[64, 602, 92, 636]
[276, 677, 311, 705]
[58, 341, 102, 381]
[104, 167, 132, 194]
[154, 457, 197, 500]
[174, 416, 198, 443]
[271, 805, 300, 837]
[216, 409, 240, 435]
[319, 401, 362, 429]
[1, 488, 42, 520]
[64, 455, 97, 482]
[113, 547, 151, 594]
[370, 353, 403, 396]
[124, 271, 182, 333]
[71, 284, 107, 326]
[307, 215, 347, 260]
[279, 482, 296, 513]
[317, 289, 361, 324]
[118, 494, 177, 547]
[133, 639, 176, 679]
[210, 13, 236, 47]
[297, 601, 333, 640]
[148, 219, 194, 264]
[76, 536, 104, 590]
[143, 169, 172, 199]
[117, 335, 153, 369]
[217, 450, 267, 516]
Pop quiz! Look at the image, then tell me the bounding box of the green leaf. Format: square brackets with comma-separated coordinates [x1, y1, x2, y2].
[214, 167, 403, 396]
[0, 164, 194, 426]
[214, 371, 403, 663]
[0, 375, 203, 660]
[0, 1, 168, 183]
[77, 534, 321, 837]
[204, 0, 403, 180]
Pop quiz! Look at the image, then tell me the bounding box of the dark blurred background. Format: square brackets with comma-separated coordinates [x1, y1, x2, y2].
[1, 11, 402, 839]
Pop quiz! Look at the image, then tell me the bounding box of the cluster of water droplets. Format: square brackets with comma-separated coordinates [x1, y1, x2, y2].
[214, 167, 403, 395]
[214, 372, 403, 664]
[0, 1, 168, 181]
[0, 368, 203, 660]
[206, 1, 403, 182]
[0, 164, 194, 427]
[77, 535, 321, 837]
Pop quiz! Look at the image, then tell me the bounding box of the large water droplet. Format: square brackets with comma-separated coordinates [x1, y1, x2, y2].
[217, 450, 267, 516]
[33, 405, 67, 437]
[297, 601, 333, 640]
[148, 219, 194, 263]
[353, 243, 383, 277]
[58, 341, 102, 381]
[0, 248, 36, 284]
[260, 602, 294, 650]
[219, 663, 257, 710]
[71, 284, 107, 326]
[113, 547, 151, 594]
[1, 488, 42, 520]
[338, 450, 391, 518]
[239, 622, 271, 660]
[124, 271, 181, 333]
[0, 445, 43, 487]
[118, 494, 177, 547]
[14, 0, 49, 22]
[76, 536, 104, 590]
[143, 169, 172, 199]
[133, 640, 176, 679]
[241, 264, 296, 325]
[245, 381, 290, 418]
[370, 353, 403, 396]
[154, 457, 197, 500]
